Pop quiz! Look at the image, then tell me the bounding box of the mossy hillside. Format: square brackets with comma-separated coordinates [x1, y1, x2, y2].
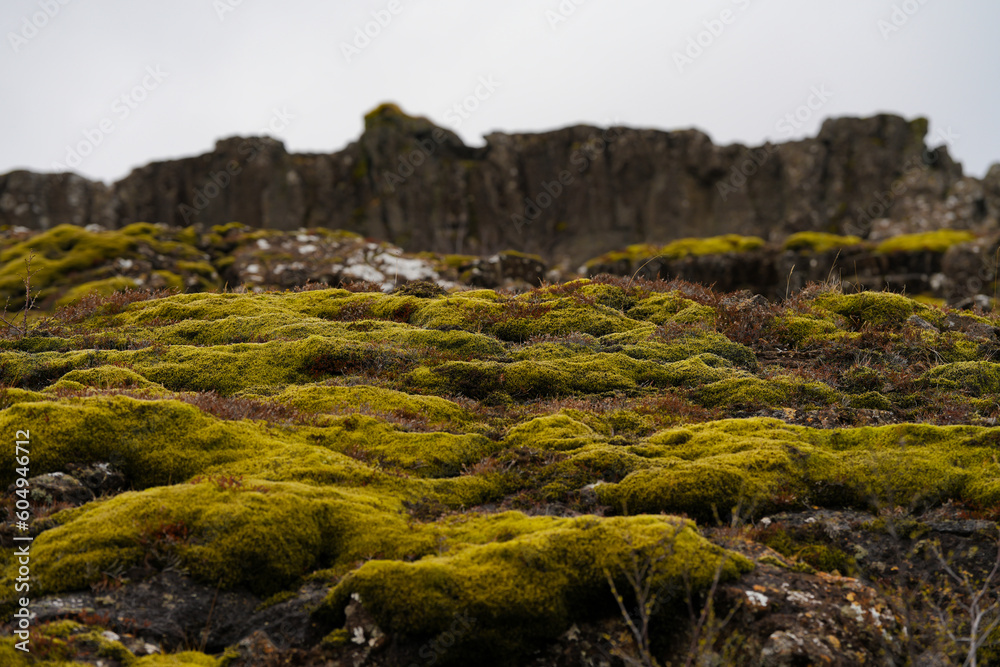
[0, 394, 511, 498]
[303, 415, 500, 478]
[0, 396, 290, 489]
[0, 223, 216, 310]
[0, 224, 133, 309]
[407, 349, 748, 401]
[408, 290, 646, 342]
[273, 384, 473, 429]
[4, 480, 442, 597]
[594, 419, 1000, 519]
[320, 514, 752, 661]
[3, 280, 1000, 662]
[2, 332, 480, 395]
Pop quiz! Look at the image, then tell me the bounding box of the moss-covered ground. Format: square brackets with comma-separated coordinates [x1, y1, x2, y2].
[1, 270, 999, 665]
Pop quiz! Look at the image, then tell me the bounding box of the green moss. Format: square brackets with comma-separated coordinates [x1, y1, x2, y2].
[320, 514, 751, 660]
[0, 224, 134, 308]
[592, 419, 1000, 519]
[694, 377, 838, 410]
[923, 362, 1000, 396]
[51, 365, 166, 392]
[876, 230, 976, 254]
[54, 276, 139, 308]
[584, 235, 764, 270]
[625, 292, 699, 325]
[775, 315, 841, 346]
[136, 652, 220, 666]
[659, 234, 765, 259]
[783, 232, 865, 253]
[503, 414, 600, 451]
[815, 291, 916, 328]
[0, 396, 287, 488]
[848, 391, 893, 410]
[275, 384, 471, 427]
[620, 331, 757, 370]
[410, 349, 739, 400]
[322, 628, 351, 647]
[307, 415, 500, 478]
[3, 479, 437, 597]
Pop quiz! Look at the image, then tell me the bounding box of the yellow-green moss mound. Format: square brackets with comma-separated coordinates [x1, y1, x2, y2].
[320, 514, 751, 657]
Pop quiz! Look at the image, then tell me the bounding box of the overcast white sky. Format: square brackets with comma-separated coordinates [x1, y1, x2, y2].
[1, 0, 998, 184]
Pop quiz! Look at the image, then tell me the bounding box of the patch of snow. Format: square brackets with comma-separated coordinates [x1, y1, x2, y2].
[375, 253, 438, 281]
[746, 590, 769, 608]
[351, 627, 366, 645]
[256, 239, 271, 250]
[296, 234, 318, 243]
[246, 264, 260, 275]
[343, 264, 385, 283]
[298, 244, 317, 255]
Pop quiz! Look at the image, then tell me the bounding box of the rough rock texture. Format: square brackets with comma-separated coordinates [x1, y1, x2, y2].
[0, 171, 115, 230]
[3, 106, 997, 269]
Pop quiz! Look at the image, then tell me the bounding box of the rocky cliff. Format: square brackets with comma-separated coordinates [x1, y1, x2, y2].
[2, 105, 998, 269]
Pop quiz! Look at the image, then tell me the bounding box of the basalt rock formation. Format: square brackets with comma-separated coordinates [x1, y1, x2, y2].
[2, 105, 999, 270]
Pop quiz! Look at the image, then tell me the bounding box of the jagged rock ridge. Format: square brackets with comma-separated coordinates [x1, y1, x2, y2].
[2, 105, 999, 269]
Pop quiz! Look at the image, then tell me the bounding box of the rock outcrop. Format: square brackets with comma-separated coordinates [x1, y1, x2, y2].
[2, 105, 998, 270]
